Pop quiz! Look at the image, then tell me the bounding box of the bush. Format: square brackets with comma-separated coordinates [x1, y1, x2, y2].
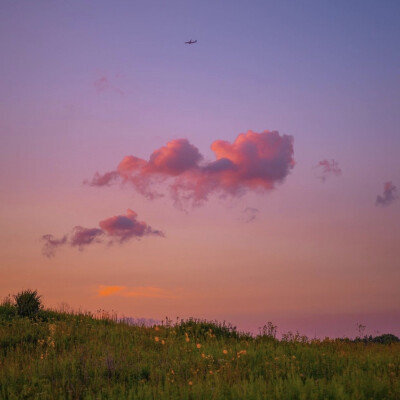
[13, 289, 42, 318]
[175, 318, 245, 339]
[356, 334, 400, 345]
[0, 296, 16, 320]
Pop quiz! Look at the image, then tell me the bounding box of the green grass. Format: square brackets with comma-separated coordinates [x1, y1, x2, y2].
[0, 305, 399, 400]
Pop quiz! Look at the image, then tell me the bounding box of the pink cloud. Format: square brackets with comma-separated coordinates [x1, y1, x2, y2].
[69, 227, 104, 248]
[242, 207, 260, 223]
[87, 130, 295, 207]
[376, 181, 398, 207]
[93, 75, 124, 95]
[41, 210, 164, 257]
[41, 234, 67, 258]
[94, 76, 109, 92]
[315, 159, 342, 182]
[99, 209, 164, 243]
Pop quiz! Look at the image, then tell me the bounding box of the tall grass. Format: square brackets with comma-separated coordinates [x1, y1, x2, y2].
[0, 304, 399, 399]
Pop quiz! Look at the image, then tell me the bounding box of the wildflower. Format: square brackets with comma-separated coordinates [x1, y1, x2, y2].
[292, 355, 296, 359]
[154, 326, 160, 331]
[155, 336, 159, 342]
[209, 370, 213, 374]
[185, 337, 190, 342]
[196, 343, 201, 349]
[171, 369, 175, 375]
[201, 353, 206, 358]
[222, 349, 228, 354]
[49, 324, 56, 334]
[188, 381, 193, 386]
[161, 340, 165, 345]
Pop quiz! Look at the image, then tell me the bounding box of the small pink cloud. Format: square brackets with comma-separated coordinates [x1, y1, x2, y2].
[376, 181, 398, 207]
[99, 209, 164, 243]
[315, 159, 342, 182]
[93, 74, 124, 95]
[41, 210, 164, 257]
[242, 207, 260, 223]
[41, 234, 67, 258]
[70, 227, 104, 249]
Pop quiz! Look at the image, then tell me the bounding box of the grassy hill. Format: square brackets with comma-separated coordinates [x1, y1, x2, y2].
[0, 301, 399, 399]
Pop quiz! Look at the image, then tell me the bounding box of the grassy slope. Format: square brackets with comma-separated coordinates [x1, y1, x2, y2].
[0, 307, 399, 400]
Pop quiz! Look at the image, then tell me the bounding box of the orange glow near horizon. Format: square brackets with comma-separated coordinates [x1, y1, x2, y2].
[98, 285, 176, 299]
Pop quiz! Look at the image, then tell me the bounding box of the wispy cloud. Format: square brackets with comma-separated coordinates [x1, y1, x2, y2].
[93, 74, 124, 95]
[98, 285, 176, 299]
[41, 234, 67, 258]
[314, 159, 342, 182]
[376, 181, 398, 207]
[41, 209, 164, 257]
[86, 130, 295, 207]
[98, 285, 125, 296]
[242, 207, 260, 223]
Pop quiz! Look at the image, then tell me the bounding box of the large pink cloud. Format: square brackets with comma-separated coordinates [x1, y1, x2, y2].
[41, 210, 164, 257]
[87, 130, 295, 206]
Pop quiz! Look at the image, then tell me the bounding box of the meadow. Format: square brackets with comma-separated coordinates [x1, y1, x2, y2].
[0, 293, 399, 400]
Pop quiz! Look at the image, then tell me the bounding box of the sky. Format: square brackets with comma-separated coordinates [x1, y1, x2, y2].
[0, 0, 399, 338]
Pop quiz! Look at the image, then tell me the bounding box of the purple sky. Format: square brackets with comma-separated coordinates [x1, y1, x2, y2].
[0, 0, 399, 337]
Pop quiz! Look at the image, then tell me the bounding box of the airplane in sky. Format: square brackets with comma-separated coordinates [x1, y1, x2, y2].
[185, 39, 197, 45]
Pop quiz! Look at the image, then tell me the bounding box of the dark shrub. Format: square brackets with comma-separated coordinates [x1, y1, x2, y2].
[353, 333, 400, 345]
[369, 334, 399, 345]
[176, 318, 244, 340]
[0, 296, 16, 320]
[14, 289, 42, 318]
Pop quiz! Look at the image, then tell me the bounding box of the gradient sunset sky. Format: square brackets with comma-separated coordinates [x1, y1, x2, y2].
[1, 0, 399, 337]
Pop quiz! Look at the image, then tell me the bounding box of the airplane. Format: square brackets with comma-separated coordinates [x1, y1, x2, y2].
[185, 39, 197, 45]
